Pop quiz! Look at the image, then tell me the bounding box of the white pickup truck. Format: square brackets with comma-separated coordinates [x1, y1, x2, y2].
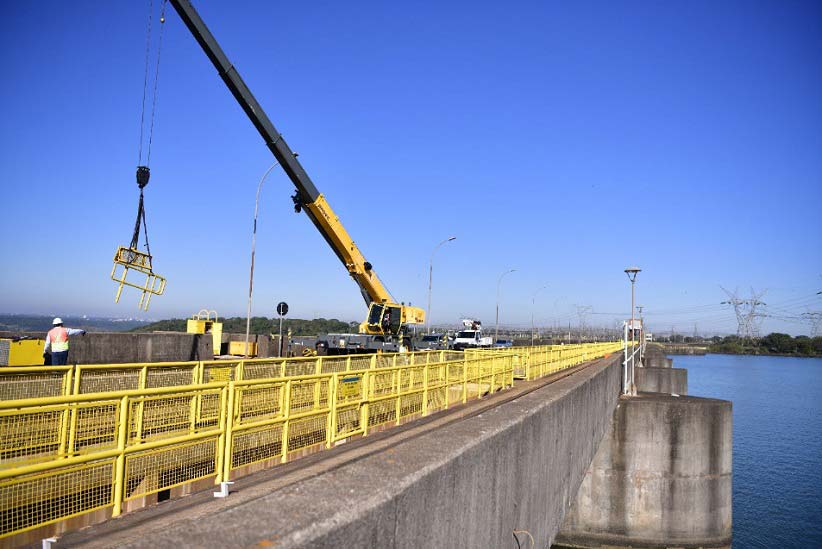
[452, 319, 493, 350]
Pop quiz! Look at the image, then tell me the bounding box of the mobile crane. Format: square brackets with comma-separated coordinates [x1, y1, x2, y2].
[167, 0, 424, 351]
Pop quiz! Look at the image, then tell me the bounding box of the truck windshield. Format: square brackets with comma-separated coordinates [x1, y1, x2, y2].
[456, 331, 476, 339]
[422, 335, 440, 342]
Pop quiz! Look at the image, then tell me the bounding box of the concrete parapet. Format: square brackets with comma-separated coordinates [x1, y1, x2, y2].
[555, 394, 732, 549]
[66, 332, 212, 364]
[63, 355, 624, 548]
[636, 367, 688, 395]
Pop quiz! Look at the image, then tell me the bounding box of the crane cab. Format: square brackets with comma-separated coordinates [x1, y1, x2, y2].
[361, 303, 403, 336]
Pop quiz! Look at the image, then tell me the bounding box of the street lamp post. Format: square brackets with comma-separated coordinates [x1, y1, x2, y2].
[426, 236, 456, 334]
[624, 266, 641, 394]
[637, 305, 644, 366]
[495, 269, 516, 343]
[531, 285, 548, 346]
[244, 155, 297, 357]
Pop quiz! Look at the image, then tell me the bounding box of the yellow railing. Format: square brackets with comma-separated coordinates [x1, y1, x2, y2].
[0, 350, 468, 402]
[0, 342, 620, 540]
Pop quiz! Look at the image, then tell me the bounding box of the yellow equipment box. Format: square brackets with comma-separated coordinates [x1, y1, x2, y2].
[1, 338, 46, 366]
[228, 341, 257, 357]
[187, 309, 222, 357]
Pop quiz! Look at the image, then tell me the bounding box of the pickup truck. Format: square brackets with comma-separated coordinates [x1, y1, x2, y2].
[452, 329, 493, 350]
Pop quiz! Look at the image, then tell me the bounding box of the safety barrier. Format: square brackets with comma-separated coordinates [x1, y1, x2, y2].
[0, 342, 619, 540]
[0, 350, 467, 402]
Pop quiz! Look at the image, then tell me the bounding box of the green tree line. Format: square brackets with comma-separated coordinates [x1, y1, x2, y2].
[708, 333, 822, 357]
[131, 317, 356, 335]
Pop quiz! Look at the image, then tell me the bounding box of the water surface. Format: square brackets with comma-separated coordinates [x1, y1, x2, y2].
[673, 354, 822, 548]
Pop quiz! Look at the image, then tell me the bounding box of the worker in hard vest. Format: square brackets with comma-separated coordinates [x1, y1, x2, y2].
[44, 318, 86, 365]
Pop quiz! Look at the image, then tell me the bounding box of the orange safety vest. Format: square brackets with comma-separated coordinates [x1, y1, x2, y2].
[48, 326, 69, 353]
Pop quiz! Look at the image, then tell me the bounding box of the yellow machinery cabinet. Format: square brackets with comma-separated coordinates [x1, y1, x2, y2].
[228, 341, 257, 357]
[187, 310, 222, 357]
[1, 338, 46, 366]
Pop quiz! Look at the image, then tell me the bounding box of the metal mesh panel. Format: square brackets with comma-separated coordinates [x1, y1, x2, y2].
[427, 386, 447, 412]
[231, 424, 283, 469]
[146, 367, 197, 388]
[125, 438, 217, 499]
[240, 361, 281, 380]
[0, 371, 67, 401]
[283, 359, 318, 378]
[397, 366, 425, 392]
[428, 364, 448, 387]
[72, 402, 119, 454]
[78, 370, 140, 394]
[289, 379, 328, 414]
[398, 392, 423, 419]
[0, 408, 63, 464]
[0, 459, 113, 538]
[367, 398, 395, 428]
[287, 415, 327, 453]
[345, 356, 373, 371]
[370, 370, 395, 397]
[373, 355, 395, 369]
[237, 384, 283, 422]
[203, 363, 237, 383]
[130, 395, 195, 442]
[391, 354, 414, 368]
[316, 357, 348, 374]
[334, 406, 361, 438]
[197, 392, 223, 426]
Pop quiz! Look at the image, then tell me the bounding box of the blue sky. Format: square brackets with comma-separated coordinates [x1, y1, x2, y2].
[1, 0, 820, 336]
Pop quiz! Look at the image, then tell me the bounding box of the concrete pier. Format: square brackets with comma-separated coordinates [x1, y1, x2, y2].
[555, 351, 732, 549]
[644, 355, 673, 369]
[636, 367, 688, 395]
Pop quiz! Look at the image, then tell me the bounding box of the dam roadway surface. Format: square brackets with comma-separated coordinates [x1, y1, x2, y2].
[56, 354, 622, 549]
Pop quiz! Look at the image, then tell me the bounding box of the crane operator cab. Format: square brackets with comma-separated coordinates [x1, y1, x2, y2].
[363, 303, 403, 336]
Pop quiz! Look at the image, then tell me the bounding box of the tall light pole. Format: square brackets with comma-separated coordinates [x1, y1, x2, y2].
[426, 236, 456, 334]
[624, 266, 641, 394]
[244, 155, 296, 357]
[637, 304, 644, 366]
[531, 285, 548, 346]
[495, 269, 516, 343]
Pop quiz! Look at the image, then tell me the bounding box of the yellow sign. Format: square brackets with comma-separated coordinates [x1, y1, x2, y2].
[339, 375, 362, 399]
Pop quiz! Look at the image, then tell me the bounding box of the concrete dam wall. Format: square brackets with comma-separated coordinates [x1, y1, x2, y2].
[64, 354, 625, 549]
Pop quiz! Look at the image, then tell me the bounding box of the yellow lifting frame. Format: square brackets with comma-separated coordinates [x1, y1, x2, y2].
[111, 246, 166, 311]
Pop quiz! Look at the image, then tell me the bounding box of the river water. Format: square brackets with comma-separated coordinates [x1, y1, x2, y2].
[671, 353, 822, 548]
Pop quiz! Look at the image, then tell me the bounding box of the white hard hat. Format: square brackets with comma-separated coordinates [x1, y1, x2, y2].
[52, 317, 63, 325]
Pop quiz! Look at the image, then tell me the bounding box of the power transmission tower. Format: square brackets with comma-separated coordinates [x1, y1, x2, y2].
[803, 312, 822, 337]
[575, 305, 592, 341]
[721, 286, 767, 339]
[747, 288, 767, 338]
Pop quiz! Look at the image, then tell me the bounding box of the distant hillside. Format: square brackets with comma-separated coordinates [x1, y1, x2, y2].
[0, 314, 152, 333]
[132, 317, 356, 336]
